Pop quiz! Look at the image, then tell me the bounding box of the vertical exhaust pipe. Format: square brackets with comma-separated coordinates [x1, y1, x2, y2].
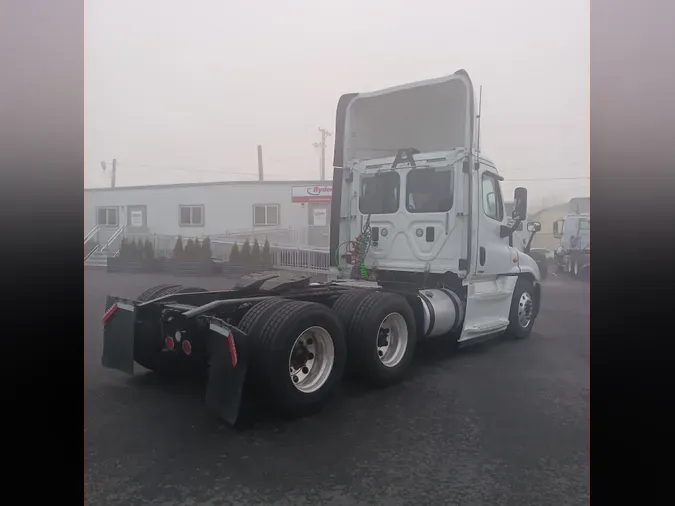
[257, 145, 264, 182]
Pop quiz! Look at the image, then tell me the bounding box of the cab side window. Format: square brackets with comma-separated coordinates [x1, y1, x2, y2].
[481, 173, 504, 222]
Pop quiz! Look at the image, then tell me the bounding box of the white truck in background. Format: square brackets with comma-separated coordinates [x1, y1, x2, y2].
[553, 197, 590, 280]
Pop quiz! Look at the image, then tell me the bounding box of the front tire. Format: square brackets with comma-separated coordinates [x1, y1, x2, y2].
[505, 278, 537, 339]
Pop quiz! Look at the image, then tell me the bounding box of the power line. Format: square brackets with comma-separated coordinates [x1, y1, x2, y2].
[112, 162, 290, 179]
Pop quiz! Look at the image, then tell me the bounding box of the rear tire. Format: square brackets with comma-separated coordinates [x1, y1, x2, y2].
[137, 284, 182, 302]
[505, 278, 536, 339]
[332, 289, 376, 323]
[343, 291, 417, 387]
[238, 299, 347, 418]
[134, 285, 207, 374]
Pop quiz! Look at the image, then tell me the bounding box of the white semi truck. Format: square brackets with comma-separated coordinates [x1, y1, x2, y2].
[553, 198, 590, 280]
[101, 70, 544, 424]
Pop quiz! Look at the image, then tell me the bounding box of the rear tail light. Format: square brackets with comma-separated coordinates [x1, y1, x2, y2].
[164, 336, 175, 351]
[182, 340, 192, 356]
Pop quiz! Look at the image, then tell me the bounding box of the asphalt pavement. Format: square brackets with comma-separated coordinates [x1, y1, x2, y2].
[85, 268, 589, 506]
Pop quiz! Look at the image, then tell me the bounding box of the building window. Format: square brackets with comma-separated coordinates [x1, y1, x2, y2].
[481, 173, 504, 222]
[96, 207, 119, 227]
[127, 205, 147, 228]
[253, 204, 280, 226]
[179, 205, 204, 226]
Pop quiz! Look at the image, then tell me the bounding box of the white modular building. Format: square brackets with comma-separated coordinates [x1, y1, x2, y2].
[84, 180, 334, 251]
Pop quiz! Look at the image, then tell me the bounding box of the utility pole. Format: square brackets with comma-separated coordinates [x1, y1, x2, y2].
[100, 158, 117, 188]
[313, 127, 332, 181]
[257, 145, 264, 182]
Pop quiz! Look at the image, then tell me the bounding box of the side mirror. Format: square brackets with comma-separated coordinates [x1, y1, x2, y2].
[553, 220, 563, 239]
[513, 187, 528, 220]
[527, 221, 541, 233]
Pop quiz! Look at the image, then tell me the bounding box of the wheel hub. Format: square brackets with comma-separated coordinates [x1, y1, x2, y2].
[288, 327, 335, 394]
[518, 292, 533, 328]
[376, 313, 408, 368]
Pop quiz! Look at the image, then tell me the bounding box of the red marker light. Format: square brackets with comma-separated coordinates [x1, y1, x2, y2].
[182, 340, 192, 356]
[102, 303, 119, 323]
[164, 336, 175, 351]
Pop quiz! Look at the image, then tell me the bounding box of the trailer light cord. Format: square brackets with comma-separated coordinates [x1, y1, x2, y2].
[350, 214, 372, 280]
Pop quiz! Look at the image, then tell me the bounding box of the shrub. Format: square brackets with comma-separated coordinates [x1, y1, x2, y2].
[143, 239, 154, 260]
[261, 238, 271, 266]
[229, 242, 240, 263]
[240, 239, 252, 264]
[119, 237, 128, 258]
[126, 238, 137, 259]
[134, 238, 144, 259]
[201, 236, 213, 261]
[185, 238, 196, 260]
[251, 238, 261, 264]
[173, 236, 184, 260]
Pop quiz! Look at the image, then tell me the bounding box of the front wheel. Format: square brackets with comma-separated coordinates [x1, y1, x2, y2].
[505, 278, 537, 339]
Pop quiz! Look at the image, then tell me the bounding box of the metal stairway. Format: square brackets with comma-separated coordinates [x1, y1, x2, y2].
[85, 225, 124, 268]
[85, 251, 108, 268]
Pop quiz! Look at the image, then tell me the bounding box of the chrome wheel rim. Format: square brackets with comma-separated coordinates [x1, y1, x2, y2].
[288, 326, 334, 393]
[518, 292, 534, 328]
[376, 312, 408, 368]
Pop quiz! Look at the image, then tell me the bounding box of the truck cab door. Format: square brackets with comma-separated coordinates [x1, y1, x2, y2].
[474, 167, 519, 278]
[460, 165, 519, 342]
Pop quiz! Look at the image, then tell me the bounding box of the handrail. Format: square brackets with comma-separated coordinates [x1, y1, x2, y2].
[85, 244, 100, 261]
[100, 226, 125, 253]
[84, 226, 100, 244]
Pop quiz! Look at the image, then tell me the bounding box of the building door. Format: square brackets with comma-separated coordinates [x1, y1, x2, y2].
[307, 203, 330, 247]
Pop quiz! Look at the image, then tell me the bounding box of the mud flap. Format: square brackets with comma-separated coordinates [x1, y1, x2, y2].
[204, 319, 249, 426]
[101, 296, 137, 374]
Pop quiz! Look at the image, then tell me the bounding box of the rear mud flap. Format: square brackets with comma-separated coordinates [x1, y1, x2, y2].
[101, 296, 137, 374]
[204, 320, 249, 426]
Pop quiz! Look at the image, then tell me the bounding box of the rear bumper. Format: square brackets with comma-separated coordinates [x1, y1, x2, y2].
[101, 295, 250, 425]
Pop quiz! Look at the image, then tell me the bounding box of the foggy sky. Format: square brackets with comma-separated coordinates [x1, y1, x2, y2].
[85, 0, 589, 210]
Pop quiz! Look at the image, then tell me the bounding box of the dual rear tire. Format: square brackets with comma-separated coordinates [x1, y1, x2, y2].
[332, 290, 417, 387]
[237, 290, 417, 418]
[237, 298, 347, 418]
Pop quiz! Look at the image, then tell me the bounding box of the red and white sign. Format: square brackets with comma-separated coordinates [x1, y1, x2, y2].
[291, 185, 333, 203]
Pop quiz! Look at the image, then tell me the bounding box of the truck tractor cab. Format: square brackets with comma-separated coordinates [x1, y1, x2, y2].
[553, 210, 590, 279]
[330, 70, 542, 344]
[101, 70, 545, 425]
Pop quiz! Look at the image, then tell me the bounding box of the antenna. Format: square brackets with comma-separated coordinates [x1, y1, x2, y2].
[475, 85, 483, 158]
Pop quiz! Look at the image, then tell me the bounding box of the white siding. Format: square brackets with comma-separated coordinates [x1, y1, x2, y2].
[84, 181, 327, 239]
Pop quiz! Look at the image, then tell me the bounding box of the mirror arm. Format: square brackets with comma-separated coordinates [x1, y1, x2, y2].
[501, 217, 523, 239]
[524, 230, 536, 254]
